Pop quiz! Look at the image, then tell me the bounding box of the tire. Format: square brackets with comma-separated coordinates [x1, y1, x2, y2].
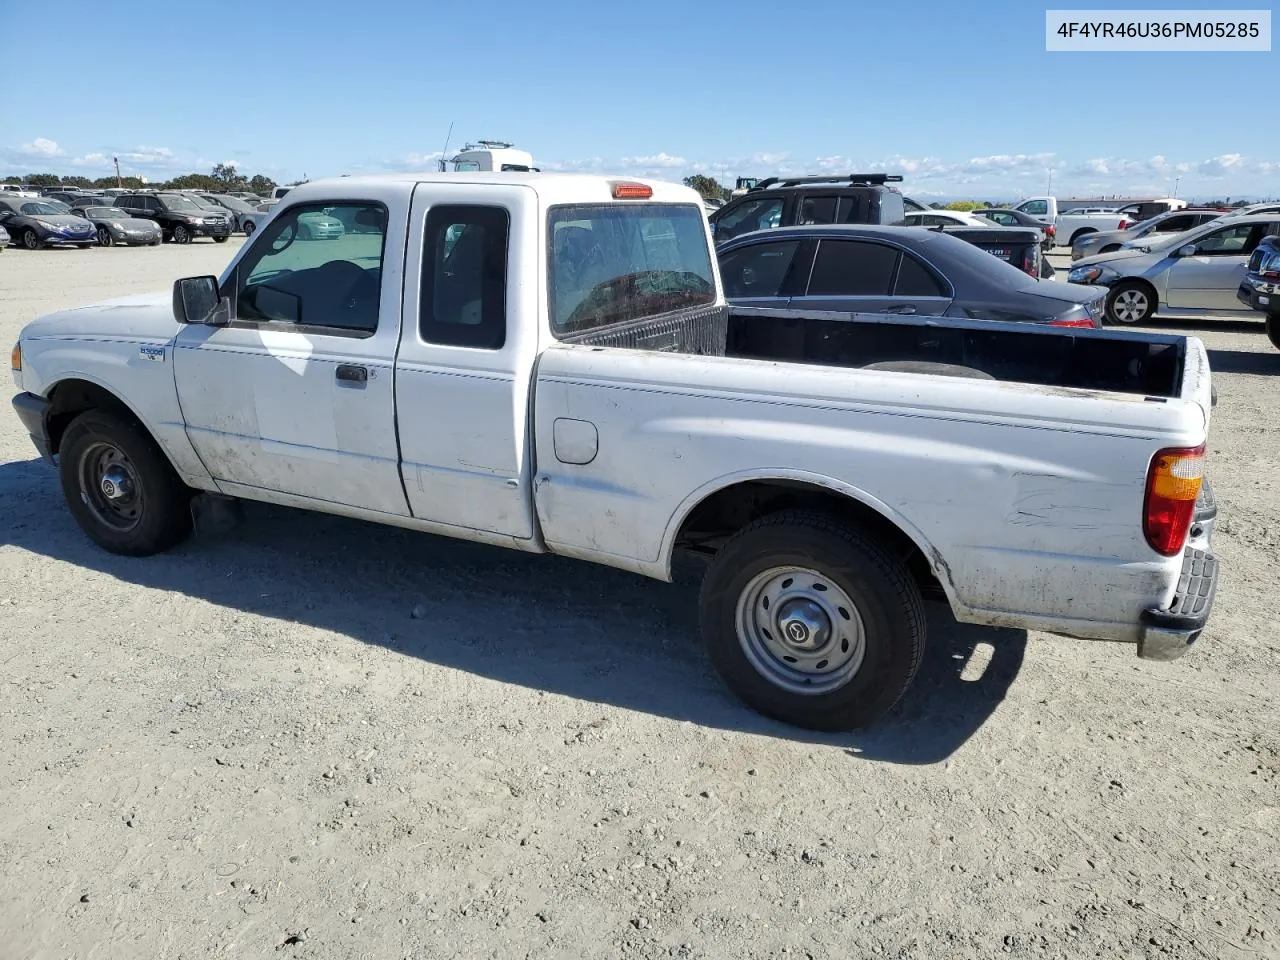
[213, 235, 228, 243]
[1105, 280, 1157, 325]
[172, 224, 192, 244]
[22, 227, 42, 250]
[698, 509, 926, 731]
[57, 410, 193, 556]
[1069, 228, 1097, 246]
[1100, 244, 1121, 254]
[96, 226, 114, 247]
[243, 220, 256, 237]
[1267, 313, 1280, 352]
[150, 240, 162, 246]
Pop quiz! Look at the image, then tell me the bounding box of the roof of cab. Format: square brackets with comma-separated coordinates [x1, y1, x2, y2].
[283, 171, 704, 205]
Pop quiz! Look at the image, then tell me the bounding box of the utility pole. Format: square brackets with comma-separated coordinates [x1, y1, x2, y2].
[1047, 169, 1053, 196]
[1173, 176, 1181, 199]
[113, 156, 122, 188]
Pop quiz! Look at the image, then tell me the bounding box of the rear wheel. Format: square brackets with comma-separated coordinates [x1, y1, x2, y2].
[213, 235, 228, 243]
[243, 220, 256, 237]
[1106, 280, 1156, 324]
[97, 226, 114, 247]
[698, 509, 926, 731]
[57, 410, 193, 556]
[1267, 313, 1280, 351]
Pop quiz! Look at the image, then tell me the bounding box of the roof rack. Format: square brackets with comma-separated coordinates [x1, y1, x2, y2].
[750, 173, 903, 191]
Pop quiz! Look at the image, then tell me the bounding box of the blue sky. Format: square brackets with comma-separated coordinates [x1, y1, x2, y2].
[3, 0, 1276, 199]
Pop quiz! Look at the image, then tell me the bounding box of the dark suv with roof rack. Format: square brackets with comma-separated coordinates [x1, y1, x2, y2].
[112, 192, 233, 244]
[709, 174, 922, 246]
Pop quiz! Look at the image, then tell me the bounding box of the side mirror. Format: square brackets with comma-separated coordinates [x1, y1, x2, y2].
[1177, 244, 1198, 257]
[173, 275, 224, 325]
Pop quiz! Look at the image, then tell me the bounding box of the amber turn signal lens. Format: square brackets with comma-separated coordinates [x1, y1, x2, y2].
[1143, 445, 1205, 556]
[10, 342, 20, 371]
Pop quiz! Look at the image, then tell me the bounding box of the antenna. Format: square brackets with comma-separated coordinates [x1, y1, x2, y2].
[438, 121, 454, 172]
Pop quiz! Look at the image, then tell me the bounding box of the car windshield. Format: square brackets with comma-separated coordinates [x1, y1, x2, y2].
[87, 207, 128, 219]
[160, 195, 202, 212]
[548, 202, 716, 335]
[20, 201, 68, 215]
[213, 196, 252, 212]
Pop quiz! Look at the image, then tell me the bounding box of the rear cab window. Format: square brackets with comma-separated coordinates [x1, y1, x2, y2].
[547, 202, 715, 337]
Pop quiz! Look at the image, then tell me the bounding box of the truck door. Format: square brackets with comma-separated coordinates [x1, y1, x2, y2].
[393, 186, 537, 540]
[172, 196, 411, 516]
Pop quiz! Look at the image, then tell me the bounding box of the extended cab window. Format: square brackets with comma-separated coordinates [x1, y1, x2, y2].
[420, 205, 509, 350]
[232, 201, 387, 335]
[548, 202, 715, 336]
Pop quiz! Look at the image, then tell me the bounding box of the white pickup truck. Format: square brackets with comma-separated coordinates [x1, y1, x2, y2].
[9, 172, 1220, 731]
[1015, 196, 1131, 248]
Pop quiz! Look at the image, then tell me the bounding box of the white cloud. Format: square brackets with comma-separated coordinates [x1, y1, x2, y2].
[19, 138, 64, 157]
[619, 152, 686, 169]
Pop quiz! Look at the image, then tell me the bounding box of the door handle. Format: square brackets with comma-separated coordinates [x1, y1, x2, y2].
[335, 364, 368, 383]
[886, 304, 918, 315]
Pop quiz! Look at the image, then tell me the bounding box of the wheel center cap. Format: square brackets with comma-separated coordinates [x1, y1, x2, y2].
[775, 598, 832, 652]
[100, 465, 133, 501]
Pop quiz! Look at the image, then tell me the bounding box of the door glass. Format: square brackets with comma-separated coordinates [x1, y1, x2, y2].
[712, 197, 784, 242]
[1194, 224, 1254, 255]
[797, 195, 838, 224]
[718, 240, 801, 298]
[233, 202, 388, 333]
[894, 253, 948, 297]
[1153, 215, 1192, 233]
[807, 240, 898, 296]
[1019, 199, 1049, 216]
[420, 205, 509, 349]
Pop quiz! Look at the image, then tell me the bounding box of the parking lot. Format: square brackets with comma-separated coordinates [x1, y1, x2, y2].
[2, 241, 1278, 960]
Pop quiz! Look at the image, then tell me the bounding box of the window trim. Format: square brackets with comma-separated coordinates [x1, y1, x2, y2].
[224, 198, 390, 340]
[418, 202, 510, 351]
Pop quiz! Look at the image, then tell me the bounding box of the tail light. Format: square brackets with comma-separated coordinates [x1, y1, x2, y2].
[1117, 220, 1129, 230]
[1143, 445, 1205, 556]
[1045, 225, 1056, 237]
[1022, 249, 1038, 278]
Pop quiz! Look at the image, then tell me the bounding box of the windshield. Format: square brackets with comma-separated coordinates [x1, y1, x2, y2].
[159, 195, 202, 212]
[548, 203, 716, 336]
[20, 201, 69, 216]
[212, 196, 251, 212]
[86, 207, 128, 219]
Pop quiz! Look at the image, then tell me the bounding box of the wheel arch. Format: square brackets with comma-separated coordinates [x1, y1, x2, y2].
[44, 376, 173, 467]
[1068, 227, 1098, 245]
[661, 469, 958, 606]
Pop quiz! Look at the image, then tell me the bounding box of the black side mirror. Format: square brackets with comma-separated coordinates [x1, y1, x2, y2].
[173, 275, 224, 325]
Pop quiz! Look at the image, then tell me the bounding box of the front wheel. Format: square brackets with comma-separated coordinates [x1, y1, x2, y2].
[243, 220, 256, 237]
[698, 509, 926, 731]
[1267, 313, 1280, 351]
[97, 226, 114, 247]
[1106, 280, 1156, 324]
[58, 410, 193, 556]
[172, 224, 192, 244]
[22, 228, 42, 250]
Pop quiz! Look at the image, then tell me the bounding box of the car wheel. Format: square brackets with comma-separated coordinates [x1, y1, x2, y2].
[22, 227, 42, 250]
[698, 509, 926, 731]
[96, 227, 114, 247]
[1267, 313, 1280, 352]
[1106, 280, 1156, 324]
[57, 410, 193, 556]
[243, 220, 256, 237]
[1100, 244, 1121, 254]
[173, 224, 192, 244]
[213, 235, 228, 243]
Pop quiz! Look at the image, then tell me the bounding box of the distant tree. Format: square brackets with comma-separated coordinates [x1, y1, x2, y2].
[944, 200, 982, 212]
[683, 174, 728, 200]
[161, 173, 220, 191]
[91, 175, 144, 189]
[246, 174, 278, 195]
[59, 175, 93, 187]
[23, 173, 62, 187]
[211, 163, 248, 191]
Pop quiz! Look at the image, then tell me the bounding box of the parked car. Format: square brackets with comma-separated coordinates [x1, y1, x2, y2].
[0, 196, 97, 249]
[894, 212, 1054, 278]
[896, 210, 998, 228]
[296, 209, 345, 240]
[709, 173, 909, 245]
[8, 173, 1219, 731]
[1220, 202, 1280, 220]
[1068, 214, 1280, 324]
[716, 225, 1102, 325]
[1112, 198, 1188, 225]
[196, 193, 266, 235]
[112, 192, 233, 244]
[1236, 235, 1280, 350]
[69, 204, 163, 247]
[0, 223, 9, 250]
[1013, 196, 1130, 247]
[1073, 208, 1229, 261]
[972, 207, 1057, 249]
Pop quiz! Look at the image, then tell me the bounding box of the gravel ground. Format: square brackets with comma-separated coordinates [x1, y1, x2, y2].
[1, 241, 1278, 960]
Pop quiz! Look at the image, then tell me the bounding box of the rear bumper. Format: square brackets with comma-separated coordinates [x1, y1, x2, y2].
[1137, 481, 1218, 661]
[11, 391, 53, 462]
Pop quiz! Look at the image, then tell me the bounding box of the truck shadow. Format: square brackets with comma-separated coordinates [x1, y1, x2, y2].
[1205, 348, 1280, 375]
[0, 457, 1025, 765]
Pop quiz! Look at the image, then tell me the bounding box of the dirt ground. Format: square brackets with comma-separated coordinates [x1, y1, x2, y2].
[1, 240, 1277, 960]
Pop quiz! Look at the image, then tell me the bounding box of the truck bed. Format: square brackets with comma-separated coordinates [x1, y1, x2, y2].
[560, 304, 1188, 398]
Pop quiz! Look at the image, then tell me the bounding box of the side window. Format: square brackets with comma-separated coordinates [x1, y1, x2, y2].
[807, 240, 897, 296]
[1019, 199, 1049, 216]
[713, 197, 784, 242]
[718, 239, 802, 298]
[1153, 215, 1192, 233]
[233, 201, 387, 335]
[797, 195, 838, 225]
[420, 204, 508, 350]
[837, 195, 864, 222]
[894, 253, 948, 297]
[1193, 223, 1255, 256]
